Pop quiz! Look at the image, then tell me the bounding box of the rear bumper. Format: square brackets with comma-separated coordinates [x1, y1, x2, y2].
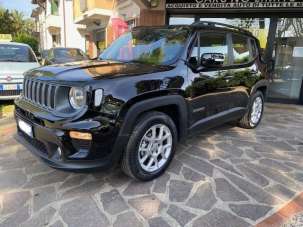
[14, 106, 120, 171]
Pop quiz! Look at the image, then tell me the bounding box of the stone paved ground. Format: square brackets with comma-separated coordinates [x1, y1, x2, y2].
[0, 104, 303, 227]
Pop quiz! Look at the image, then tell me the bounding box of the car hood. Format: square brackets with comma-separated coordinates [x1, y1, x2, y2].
[27, 60, 174, 83]
[0, 62, 40, 76]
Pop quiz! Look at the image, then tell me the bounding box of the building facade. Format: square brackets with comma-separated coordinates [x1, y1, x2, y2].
[31, 0, 86, 51]
[164, 0, 303, 105]
[73, 0, 166, 58]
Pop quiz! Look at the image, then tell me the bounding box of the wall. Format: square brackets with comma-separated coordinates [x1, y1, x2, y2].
[63, 0, 86, 50]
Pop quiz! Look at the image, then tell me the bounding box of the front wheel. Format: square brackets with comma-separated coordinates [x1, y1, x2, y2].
[238, 91, 265, 129]
[121, 111, 177, 181]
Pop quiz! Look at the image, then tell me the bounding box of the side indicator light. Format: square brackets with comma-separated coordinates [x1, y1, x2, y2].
[69, 131, 92, 141]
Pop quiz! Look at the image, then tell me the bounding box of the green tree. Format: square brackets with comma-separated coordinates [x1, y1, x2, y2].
[13, 33, 38, 53]
[0, 7, 38, 51]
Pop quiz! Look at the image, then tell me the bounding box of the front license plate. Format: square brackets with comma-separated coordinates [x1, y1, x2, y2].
[3, 84, 18, 90]
[18, 119, 33, 138]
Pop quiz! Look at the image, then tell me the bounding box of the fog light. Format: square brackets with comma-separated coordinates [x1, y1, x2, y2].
[69, 131, 92, 140]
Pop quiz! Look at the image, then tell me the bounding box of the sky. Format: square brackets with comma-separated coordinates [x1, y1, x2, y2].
[0, 0, 35, 18]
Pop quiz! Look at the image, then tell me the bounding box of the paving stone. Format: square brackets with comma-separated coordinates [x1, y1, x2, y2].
[229, 204, 272, 221]
[216, 142, 243, 157]
[186, 146, 211, 159]
[0, 158, 36, 171]
[24, 171, 70, 188]
[230, 158, 250, 164]
[21, 206, 56, 227]
[252, 143, 275, 153]
[61, 180, 104, 199]
[168, 180, 193, 202]
[106, 170, 129, 188]
[59, 174, 86, 189]
[0, 169, 27, 190]
[24, 162, 52, 175]
[177, 153, 214, 176]
[182, 167, 205, 182]
[259, 159, 293, 172]
[49, 220, 64, 227]
[247, 163, 301, 191]
[265, 184, 296, 201]
[167, 159, 182, 175]
[167, 205, 196, 226]
[289, 172, 303, 183]
[215, 178, 249, 202]
[153, 173, 170, 193]
[245, 150, 261, 159]
[148, 217, 171, 227]
[186, 182, 217, 211]
[60, 197, 109, 227]
[236, 164, 269, 187]
[100, 189, 128, 215]
[210, 159, 242, 176]
[0, 206, 30, 227]
[33, 186, 57, 212]
[222, 171, 281, 205]
[128, 194, 165, 219]
[123, 181, 153, 196]
[264, 141, 296, 151]
[284, 161, 303, 170]
[113, 212, 143, 227]
[1, 191, 30, 214]
[193, 208, 249, 227]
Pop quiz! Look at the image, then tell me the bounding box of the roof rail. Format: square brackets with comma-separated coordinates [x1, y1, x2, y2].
[192, 21, 252, 35]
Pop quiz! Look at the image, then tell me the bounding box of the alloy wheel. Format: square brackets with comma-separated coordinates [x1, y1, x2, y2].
[138, 124, 173, 173]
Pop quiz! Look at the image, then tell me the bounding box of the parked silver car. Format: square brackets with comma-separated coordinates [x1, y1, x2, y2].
[0, 42, 40, 100]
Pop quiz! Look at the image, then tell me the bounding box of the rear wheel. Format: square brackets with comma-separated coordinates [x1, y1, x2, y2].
[121, 111, 177, 181]
[238, 91, 264, 129]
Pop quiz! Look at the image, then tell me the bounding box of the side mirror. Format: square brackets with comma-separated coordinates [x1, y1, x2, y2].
[201, 53, 225, 68]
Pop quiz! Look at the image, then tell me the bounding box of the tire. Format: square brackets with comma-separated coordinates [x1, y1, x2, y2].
[238, 91, 265, 129]
[121, 111, 177, 181]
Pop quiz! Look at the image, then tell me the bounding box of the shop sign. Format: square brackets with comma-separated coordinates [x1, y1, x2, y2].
[166, 0, 303, 9]
[0, 34, 12, 42]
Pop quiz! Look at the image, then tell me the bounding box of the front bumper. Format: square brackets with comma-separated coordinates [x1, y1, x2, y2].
[14, 104, 119, 171]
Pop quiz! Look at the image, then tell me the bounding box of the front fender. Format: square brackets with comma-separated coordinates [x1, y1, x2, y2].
[111, 95, 189, 163]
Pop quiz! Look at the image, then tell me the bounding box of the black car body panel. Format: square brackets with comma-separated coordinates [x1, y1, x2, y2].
[15, 24, 269, 170]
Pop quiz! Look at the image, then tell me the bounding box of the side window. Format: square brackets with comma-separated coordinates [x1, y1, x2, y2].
[232, 35, 251, 64]
[190, 32, 229, 67]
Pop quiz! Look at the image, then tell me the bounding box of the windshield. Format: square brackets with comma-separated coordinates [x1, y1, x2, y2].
[99, 27, 190, 65]
[0, 44, 37, 63]
[53, 48, 87, 61]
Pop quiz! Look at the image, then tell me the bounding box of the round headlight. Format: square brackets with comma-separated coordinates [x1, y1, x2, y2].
[69, 87, 86, 109]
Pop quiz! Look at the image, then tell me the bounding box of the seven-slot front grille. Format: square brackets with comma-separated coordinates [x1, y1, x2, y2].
[23, 78, 58, 109]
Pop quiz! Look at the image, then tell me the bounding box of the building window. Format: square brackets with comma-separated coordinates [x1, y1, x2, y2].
[80, 0, 87, 12]
[52, 34, 60, 47]
[51, 0, 59, 15]
[169, 16, 195, 25]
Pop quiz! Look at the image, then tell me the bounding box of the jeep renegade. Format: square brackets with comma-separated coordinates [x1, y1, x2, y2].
[14, 22, 268, 181]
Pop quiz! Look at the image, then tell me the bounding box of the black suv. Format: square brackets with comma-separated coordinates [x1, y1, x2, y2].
[15, 22, 268, 181]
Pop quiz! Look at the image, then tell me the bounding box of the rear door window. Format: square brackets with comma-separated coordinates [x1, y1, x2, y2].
[232, 34, 251, 64]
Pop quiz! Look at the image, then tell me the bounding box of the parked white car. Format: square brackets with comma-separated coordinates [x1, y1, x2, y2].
[0, 42, 40, 100]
